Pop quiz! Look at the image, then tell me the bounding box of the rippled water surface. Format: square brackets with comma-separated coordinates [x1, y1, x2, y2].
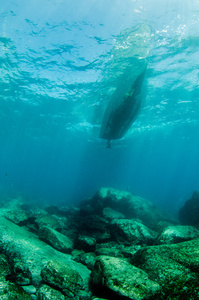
[0, 0, 199, 213]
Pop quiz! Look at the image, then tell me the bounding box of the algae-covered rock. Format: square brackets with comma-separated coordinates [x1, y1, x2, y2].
[110, 219, 157, 245]
[132, 238, 199, 298]
[38, 225, 73, 253]
[95, 243, 124, 258]
[0, 254, 11, 278]
[91, 256, 161, 300]
[156, 225, 199, 244]
[35, 214, 63, 231]
[5, 209, 32, 226]
[79, 215, 110, 243]
[0, 275, 31, 300]
[37, 284, 65, 300]
[102, 207, 125, 220]
[95, 243, 141, 260]
[75, 235, 96, 252]
[13, 260, 32, 285]
[85, 188, 172, 228]
[80, 252, 96, 270]
[41, 260, 83, 298]
[79, 215, 108, 232]
[0, 216, 90, 290]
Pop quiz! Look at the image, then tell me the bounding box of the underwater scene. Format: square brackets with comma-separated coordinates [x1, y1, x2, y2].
[0, 0, 199, 299]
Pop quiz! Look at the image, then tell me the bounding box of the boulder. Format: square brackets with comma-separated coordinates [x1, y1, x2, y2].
[37, 284, 65, 300]
[79, 252, 96, 270]
[75, 235, 96, 252]
[0, 275, 31, 300]
[91, 256, 161, 300]
[79, 215, 110, 243]
[79, 215, 108, 233]
[95, 242, 125, 258]
[38, 225, 73, 253]
[5, 209, 33, 226]
[102, 207, 125, 220]
[156, 225, 199, 244]
[83, 188, 173, 228]
[35, 214, 63, 231]
[12, 260, 32, 285]
[132, 238, 199, 298]
[0, 216, 90, 290]
[41, 260, 83, 298]
[95, 243, 141, 260]
[110, 219, 157, 245]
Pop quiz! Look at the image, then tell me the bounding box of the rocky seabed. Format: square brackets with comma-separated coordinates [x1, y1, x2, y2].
[0, 187, 199, 300]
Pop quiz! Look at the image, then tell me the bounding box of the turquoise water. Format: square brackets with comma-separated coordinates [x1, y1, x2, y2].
[0, 0, 199, 214]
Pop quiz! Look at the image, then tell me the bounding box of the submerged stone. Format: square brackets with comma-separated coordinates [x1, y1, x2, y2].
[110, 219, 157, 245]
[37, 284, 65, 300]
[5, 209, 32, 226]
[78, 215, 110, 243]
[0, 275, 31, 300]
[80, 252, 96, 270]
[73, 252, 96, 270]
[41, 260, 83, 298]
[95, 242, 125, 259]
[75, 235, 96, 252]
[38, 225, 73, 253]
[35, 214, 63, 231]
[102, 207, 125, 220]
[156, 225, 199, 244]
[13, 261, 32, 285]
[79, 215, 108, 232]
[91, 255, 161, 300]
[87, 188, 173, 228]
[132, 238, 199, 298]
[4, 189, 199, 299]
[0, 216, 90, 291]
[22, 285, 37, 295]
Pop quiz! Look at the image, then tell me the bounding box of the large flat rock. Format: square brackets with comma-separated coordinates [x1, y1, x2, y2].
[0, 216, 90, 290]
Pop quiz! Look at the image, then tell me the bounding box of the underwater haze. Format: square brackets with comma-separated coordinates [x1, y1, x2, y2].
[0, 0, 199, 214]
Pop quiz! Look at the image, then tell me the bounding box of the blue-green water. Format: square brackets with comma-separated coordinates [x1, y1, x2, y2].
[0, 0, 199, 214]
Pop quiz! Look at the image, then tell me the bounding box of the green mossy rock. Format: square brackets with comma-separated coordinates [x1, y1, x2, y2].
[91, 255, 161, 300]
[35, 214, 63, 231]
[0, 276, 31, 300]
[75, 235, 96, 252]
[156, 225, 199, 244]
[110, 219, 157, 245]
[37, 284, 65, 300]
[0, 216, 90, 290]
[38, 225, 73, 253]
[88, 188, 173, 228]
[41, 260, 83, 298]
[132, 238, 199, 299]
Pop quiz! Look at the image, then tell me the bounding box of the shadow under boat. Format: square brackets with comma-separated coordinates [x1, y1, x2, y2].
[99, 68, 146, 148]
